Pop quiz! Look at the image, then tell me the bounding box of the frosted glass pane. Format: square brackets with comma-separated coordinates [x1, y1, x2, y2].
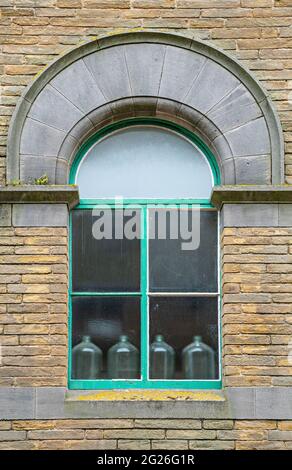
[76, 127, 214, 199]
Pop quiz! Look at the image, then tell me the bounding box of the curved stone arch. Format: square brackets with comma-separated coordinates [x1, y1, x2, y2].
[7, 31, 284, 185]
[56, 97, 232, 185]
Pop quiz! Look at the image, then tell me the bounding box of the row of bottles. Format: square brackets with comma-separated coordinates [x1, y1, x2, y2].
[150, 335, 215, 380]
[72, 335, 139, 380]
[72, 334, 215, 380]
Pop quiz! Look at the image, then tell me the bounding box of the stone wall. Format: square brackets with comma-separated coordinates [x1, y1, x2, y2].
[1, 215, 292, 389]
[222, 226, 292, 387]
[0, 1, 292, 184]
[0, 418, 291, 450]
[0, 207, 68, 387]
[1, 2, 292, 452]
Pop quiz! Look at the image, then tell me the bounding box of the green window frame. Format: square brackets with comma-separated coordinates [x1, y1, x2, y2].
[68, 118, 222, 390]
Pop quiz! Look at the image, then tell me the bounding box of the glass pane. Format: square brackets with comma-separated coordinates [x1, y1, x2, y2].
[71, 296, 141, 380]
[76, 127, 214, 199]
[149, 297, 219, 380]
[72, 209, 140, 292]
[149, 209, 218, 292]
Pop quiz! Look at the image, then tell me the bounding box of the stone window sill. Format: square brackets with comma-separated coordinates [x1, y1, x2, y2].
[65, 389, 225, 402]
[64, 390, 229, 419]
[1, 387, 292, 420]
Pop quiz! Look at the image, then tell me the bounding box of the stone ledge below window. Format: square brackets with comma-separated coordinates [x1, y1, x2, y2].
[1, 387, 292, 420]
[66, 389, 225, 402]
[64, 390, 228, 420]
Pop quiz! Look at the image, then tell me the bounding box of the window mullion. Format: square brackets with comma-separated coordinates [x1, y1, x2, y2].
[141, 205, 148, 383]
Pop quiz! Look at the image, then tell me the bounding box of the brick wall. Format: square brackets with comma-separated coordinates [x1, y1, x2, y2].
[0, 225, 68, 386]
[1, 2, 292, 451]
[0, 418, 291, 450]
[1, 223, 292, 388]
[222, 227, 292, 387]
[0, 1, 292, 185]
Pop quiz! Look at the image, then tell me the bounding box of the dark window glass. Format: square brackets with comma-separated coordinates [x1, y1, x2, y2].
[72, 209, 140, 292]
[71, 204, 219, 386]
[149, 296, 219, 380]
[72, 296, 141, 379]
[149, 209, 218, 292]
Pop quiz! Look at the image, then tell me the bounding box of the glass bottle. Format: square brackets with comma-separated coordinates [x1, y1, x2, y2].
[72, 335, 102, 379]
[150, 334, 175, 379]
[182, 335, 215, 380]
[107, 335, 139, 379]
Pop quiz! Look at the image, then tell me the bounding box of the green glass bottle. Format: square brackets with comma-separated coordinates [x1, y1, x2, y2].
[72, 335, 102, 380]
[150, 335, 175, 379]
[182, 335, 215, 380]
[107, 335, 139, 379]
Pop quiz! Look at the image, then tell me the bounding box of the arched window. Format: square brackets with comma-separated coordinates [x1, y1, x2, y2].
[75, 125, 214, 200]
[69, 119, 221, 389]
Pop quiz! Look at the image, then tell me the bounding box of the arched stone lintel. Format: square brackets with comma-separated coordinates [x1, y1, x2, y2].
[55, 97, 232, 185]
[7, 31, 284, 185]
[19, 96, 273, 187]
